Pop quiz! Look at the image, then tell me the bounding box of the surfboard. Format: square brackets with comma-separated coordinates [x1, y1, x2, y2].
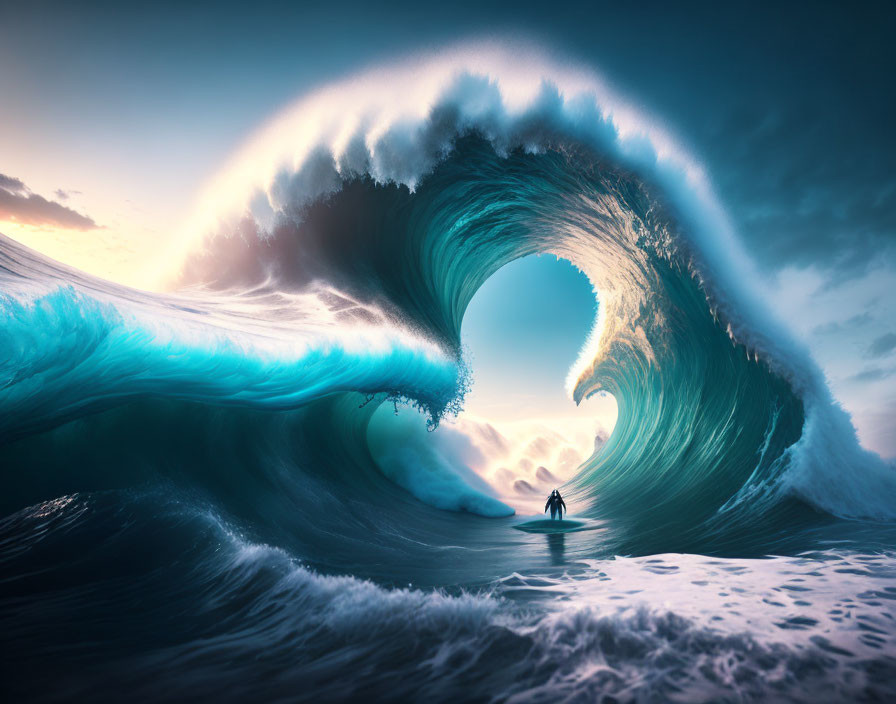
[513, 518, 588, 534]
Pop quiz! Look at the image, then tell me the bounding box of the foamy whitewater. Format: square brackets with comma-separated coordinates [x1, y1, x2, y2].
[3, 44, 896, 702]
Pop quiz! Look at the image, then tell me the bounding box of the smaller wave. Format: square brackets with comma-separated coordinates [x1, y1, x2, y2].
[367, 404, 514, 517]
[0, 259, 461, 443]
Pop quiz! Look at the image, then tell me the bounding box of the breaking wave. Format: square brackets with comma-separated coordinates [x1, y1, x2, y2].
[2, 44, 894, 552]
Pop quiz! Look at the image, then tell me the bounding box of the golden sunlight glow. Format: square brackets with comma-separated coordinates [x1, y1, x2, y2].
[0, 221, 161, 290]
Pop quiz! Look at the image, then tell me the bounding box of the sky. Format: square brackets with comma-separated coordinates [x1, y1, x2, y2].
[1, 0, 894, 455]
[460, 254, 615, 423]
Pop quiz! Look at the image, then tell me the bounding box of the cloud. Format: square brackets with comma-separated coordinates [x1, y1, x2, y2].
[0, 174, 26, 192]
[848, 367, 896, 383]
[867, 333, 896, 359]
[700, 96, 896, 282]
[853, 398, 896, 459]
[0, 173, 98, 230]
[53, 188, 81, 201]
[813, 312, 873, 336]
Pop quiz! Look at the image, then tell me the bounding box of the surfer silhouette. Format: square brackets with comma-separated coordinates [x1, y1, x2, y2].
[544, 489, 566, 520]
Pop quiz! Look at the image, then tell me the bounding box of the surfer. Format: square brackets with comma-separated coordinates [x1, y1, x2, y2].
[544, 489, 566, 520]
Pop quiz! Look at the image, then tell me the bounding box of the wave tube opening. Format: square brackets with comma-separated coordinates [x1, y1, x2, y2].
[367, 253, 617, 518]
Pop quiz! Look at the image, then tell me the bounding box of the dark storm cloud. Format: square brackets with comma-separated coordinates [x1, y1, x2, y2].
[602, 3, 896, 282]
[867, 333, 896, 359]
[701, 99, 896, 281]
[0, 173, 98, 230]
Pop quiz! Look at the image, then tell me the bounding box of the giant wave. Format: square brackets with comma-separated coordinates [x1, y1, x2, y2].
[2, 44, 895, 553]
